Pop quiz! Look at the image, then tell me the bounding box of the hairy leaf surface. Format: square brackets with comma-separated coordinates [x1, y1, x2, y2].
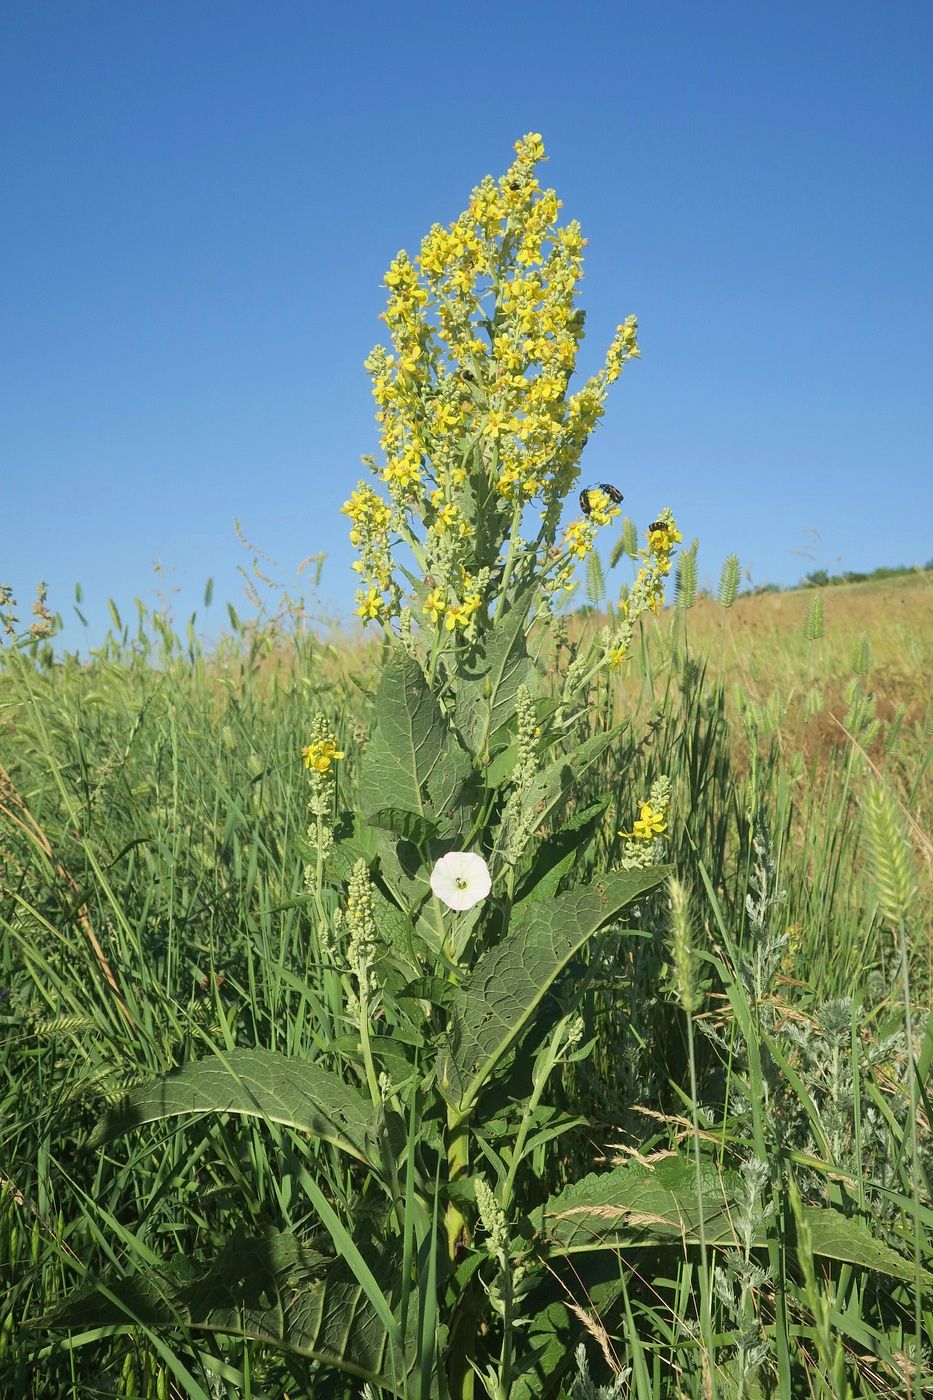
[455, 592, 536, 754]
[359, 655, 470, 831]
[539, 1158, 927, 1280]
[43, 1229, 416, 1394]
[93, 1049, 376, 1165]
[438, 867, 670, 1111]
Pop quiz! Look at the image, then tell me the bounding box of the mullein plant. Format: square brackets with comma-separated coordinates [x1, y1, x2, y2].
[47, 136, 921, 1399]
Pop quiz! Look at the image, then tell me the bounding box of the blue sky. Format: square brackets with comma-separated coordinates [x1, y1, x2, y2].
[2, 1, 931, 648]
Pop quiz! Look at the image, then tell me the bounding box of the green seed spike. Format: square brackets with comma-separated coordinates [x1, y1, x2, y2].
[609, 516, 639, 567]
[585, 548, 606, 606]
[805, 686, 824, 720]
[667, 879, 697, 1014]
[718, 553, 740, 609]
[861, 781, 918, 928]
[675, 542, 697, 609]
[852, 630, 870, 679]
[804, 591, 824, 641]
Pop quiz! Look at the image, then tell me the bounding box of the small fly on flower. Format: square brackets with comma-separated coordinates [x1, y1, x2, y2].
[648, 519, 664, 533]
[579, 483, 624, 516]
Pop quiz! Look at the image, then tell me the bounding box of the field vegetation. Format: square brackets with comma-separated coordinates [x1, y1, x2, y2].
[1, 136, 931, 1399]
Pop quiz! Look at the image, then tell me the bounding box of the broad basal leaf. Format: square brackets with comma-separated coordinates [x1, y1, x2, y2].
[537, 1157, 928, 1281]
[93, 1048, 376, 1166]
[438, 867, 670, 1112]
[43, 1229, 417, 1395]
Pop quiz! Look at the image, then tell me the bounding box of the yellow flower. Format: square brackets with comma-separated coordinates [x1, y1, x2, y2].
[444, 589, 481, 631]
[608, 645, 628, 669]
[484, 408, 518, 440]
[563, 520, 591, 561]
[433, 401, 461, 434]
[302, 738, 345, 773]
[620, 802, 668, 841]
[449, 266, 475, 295]
[436, 503, 458, 532]
[355, 588, 384, 622]
[423, 587, 445, 623]
[647, 516, 683, 556]
[580, 487, 621, 528]
[383, 448, 421, 490]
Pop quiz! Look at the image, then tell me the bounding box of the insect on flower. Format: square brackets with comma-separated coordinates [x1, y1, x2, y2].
[579, 482, 624, 515]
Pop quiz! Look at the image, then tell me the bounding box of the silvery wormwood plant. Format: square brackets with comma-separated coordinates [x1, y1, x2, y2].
[46, 136, 919, 1400]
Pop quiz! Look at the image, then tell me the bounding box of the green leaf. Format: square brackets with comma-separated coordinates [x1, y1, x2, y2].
[367, 807, 440, 847]
[455, 591, 536, 756]
[494, 728, 626, 866]
[326, 821, 381, 884]
[539, 1156, 745, 1251]
[538, 1158, 929, 1281]
[517, 797, 612, 902]
[93, 1049, 377, 1166]
[438, 867, 670, 1111]
[360, 655, 470, 834]
[799, 1205, 931, 1283]
[43, 1229, 416, 1394]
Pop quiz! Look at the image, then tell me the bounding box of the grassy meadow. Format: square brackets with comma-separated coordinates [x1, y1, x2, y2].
[1, 566, 930, 1398]
[3, 132, 932, 1400]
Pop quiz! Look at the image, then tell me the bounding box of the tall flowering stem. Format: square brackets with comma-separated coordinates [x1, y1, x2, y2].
[343, 133, 642, 659]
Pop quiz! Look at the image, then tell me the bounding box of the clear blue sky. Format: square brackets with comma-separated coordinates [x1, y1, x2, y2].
[3, 1, 931, 648]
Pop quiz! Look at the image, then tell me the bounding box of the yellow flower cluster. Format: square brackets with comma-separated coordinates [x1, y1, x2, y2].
[640, 508, 683, 614]
[422, 571, 484, 636]
[342, 482, 395, 623]
[548, 487, 623, 588]
[344, 133, 640, 634]
[628, 802, 668, 840]
[303, 735, 345, 773]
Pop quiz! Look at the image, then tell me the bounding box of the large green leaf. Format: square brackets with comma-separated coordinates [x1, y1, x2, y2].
[438, 867, 670, 1112]
[492, 727, 627, 869]
[537, 1157, 928, 1282]
[517, 797, 613, 903]
[93, 1049, 376, 1166]
[359, 655, 470, 833]
[43, 1229, 417, 1395]
[455, 591, 536, 755]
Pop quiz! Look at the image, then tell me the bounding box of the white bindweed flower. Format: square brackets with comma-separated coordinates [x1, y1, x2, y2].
[430, 851, 491, 912]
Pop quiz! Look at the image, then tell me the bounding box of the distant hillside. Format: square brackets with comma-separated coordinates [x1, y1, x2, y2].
[755, 560, 933, 594]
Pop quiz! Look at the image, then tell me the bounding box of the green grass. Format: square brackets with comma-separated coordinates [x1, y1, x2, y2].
[1, 575, 930, 1397]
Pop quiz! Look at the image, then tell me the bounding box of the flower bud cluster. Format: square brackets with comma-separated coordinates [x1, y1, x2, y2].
[474, 1177, 529, 1318]
[344, 858, 380, 1018]
[498, 684, 543, 864]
